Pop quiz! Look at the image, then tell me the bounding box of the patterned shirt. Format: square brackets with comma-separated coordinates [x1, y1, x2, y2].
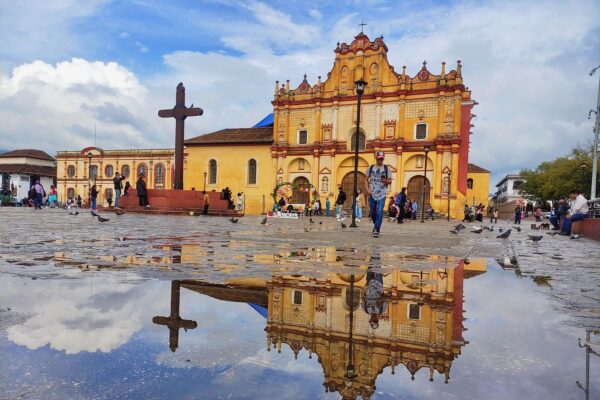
[366, 164, 389, 201]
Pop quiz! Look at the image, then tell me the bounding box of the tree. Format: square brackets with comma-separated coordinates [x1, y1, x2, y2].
[520, 146, 594, 204]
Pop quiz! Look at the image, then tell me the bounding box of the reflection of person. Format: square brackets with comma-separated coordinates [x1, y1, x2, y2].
[362, 268, 387, 329]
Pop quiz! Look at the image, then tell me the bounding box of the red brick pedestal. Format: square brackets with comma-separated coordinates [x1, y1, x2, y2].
[112, 189, 240, 216]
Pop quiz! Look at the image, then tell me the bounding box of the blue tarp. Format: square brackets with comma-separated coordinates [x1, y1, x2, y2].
[248, 303, 268, 318]
[252, 113, 274, 128]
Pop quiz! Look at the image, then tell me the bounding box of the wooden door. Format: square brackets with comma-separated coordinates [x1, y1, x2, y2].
[292, 177, 310, 205]
[406, 176, 431, 210]
[341, 172, 369, 212]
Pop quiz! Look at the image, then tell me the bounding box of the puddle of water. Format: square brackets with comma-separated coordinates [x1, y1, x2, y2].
[1, 260, 598, 400]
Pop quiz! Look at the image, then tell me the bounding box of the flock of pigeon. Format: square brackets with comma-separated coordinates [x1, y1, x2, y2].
[67, 209, 126, 223]
[449, 223, 551, 242]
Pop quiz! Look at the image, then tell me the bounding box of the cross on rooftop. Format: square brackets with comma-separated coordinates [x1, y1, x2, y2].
[359, 21, 367, 33]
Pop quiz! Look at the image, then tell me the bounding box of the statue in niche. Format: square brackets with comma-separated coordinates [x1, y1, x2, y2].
[443, 177, 450, 194]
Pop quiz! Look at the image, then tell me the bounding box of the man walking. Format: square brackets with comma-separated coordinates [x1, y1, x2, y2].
[395, 187, 407, 224]
[31, 180, 45, 210]
[113, 172, 125, 209]
[335, 187, 346, 218]
[366, 151, 391, 237]
[202, 191, 210, 215]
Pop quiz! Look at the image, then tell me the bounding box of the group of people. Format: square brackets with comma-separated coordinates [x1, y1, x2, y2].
[549, 190, 590, 235]
[463, 203, 486, 223]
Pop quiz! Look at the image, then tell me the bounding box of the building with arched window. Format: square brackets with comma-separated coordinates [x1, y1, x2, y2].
[56, 147, 173, 206]
[183, 32, 490, 216]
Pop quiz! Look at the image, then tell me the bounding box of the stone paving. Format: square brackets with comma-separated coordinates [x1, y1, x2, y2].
[1, 207, 599, 329]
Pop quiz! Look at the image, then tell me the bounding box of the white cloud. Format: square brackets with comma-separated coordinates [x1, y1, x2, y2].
[0, 58, 154, 151]
[308, 9, 322, 20]
[4, 277, 161, 354]
[119, 31, 130, 38]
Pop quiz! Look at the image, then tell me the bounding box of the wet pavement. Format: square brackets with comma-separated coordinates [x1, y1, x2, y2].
[1, 208, 599, 399]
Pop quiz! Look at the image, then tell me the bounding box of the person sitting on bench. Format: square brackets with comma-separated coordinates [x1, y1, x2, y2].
[559, 190, 589, 236]
[549, 198, 569, 230]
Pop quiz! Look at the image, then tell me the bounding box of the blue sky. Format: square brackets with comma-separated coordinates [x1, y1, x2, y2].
[1, 0, 599, 187]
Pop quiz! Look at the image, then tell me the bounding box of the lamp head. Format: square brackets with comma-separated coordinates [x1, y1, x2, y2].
[354, 79, 367, 95]
[424, 145, 431, 152]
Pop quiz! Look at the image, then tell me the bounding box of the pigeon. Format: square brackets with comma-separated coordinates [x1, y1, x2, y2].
[115, 210, 125, 216]
[97, 215, 110, 223]
[261, 216, 267, 225]
[309, 218, 314, 224]
[471, 226, 483, 234]
[499, 228, 504, 233]
[528, 235, 543, 242]
[341, 222, 347, 229]
[453, 223, 466, 231]
[450, 230, 458, 235]
[482, 226, 491, 231]
[230, 217, 239, 223]
[68, 211, 79, 216]
[91, 211, 99, 217]
[570, 234, 581, 240]
[497, 229, 512, 239]
[515, 226, 522, 233]
[490, 226, 494, 232]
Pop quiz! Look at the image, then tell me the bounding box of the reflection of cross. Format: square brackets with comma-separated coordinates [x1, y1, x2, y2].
[358, 21, 367, 33]
[158, 83, 203, 190]
[152, 280, 198, 352]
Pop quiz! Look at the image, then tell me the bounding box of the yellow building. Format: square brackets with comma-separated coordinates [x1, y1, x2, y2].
[467, 163, 491, 209]
[55, 146, 174, 206]
[185, 32, 490, 217]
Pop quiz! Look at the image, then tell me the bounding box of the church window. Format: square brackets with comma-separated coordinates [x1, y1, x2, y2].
[105, 165, 113, 178]
[209, 159, 217, 184]
[121, 165, 130, 178]
[67, 165, 75, 177]
[408, 304, 421, 320]
[298, 159, 305, 170]
[292, 290, 303, 305]
[67, 188, 75, 198]
[155, 164, 164, 185]
[298, 130, 308, 145]
[415, 123, 427, 140]
[137, 163, 147, 178]
[350, 131, 366, 151]
[248, 159, 257, 185]
[321, 176, 329, 192]
[467, 178, 473, 189]
[89, 165, 98, 179]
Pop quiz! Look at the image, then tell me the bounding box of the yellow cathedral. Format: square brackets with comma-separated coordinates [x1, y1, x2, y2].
[184, 32, 490, 216]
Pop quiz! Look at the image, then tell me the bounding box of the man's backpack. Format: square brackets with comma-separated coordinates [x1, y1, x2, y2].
[368, 164, 390, 180]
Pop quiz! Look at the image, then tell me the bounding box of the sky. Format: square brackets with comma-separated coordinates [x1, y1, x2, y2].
[0, 0, 599, 188]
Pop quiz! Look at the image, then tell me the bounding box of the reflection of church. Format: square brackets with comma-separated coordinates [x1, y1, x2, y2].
[153, 260, 484, 399]
[183, 32, 490, 216]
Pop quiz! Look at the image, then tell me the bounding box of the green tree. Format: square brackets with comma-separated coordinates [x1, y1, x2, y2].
[520, 146, 594, 204]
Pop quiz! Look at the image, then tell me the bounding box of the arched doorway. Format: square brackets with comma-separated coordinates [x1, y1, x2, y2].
[406, 176, 431, 211]
[341, 172, 369, 213]
[292, 177, 310, 205]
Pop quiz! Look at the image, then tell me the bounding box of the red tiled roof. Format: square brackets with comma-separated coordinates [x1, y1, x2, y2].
[0, 149, 55, 161]
[468, 163, 490, 173]
[185, 127, 273, 145]
[0, 163, 56, 177]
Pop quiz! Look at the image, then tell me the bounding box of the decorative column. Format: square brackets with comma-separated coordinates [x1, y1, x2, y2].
[332, 105, 339, 141]
[376, 101, 382, 140]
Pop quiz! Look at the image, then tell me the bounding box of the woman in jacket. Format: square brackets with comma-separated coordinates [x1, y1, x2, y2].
[136, 175, 149, 208]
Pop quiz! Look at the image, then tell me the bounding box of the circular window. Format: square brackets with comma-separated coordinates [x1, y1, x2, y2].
[67, 165, 75, 177]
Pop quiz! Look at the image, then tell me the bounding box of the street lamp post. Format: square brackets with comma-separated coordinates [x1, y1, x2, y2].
[589, 64, 600, 199]
[346, 274, 356, 380]
[445, 168, 452, 221]
[87, 152, 93, 209]
[203, 172, 207, 192]
[420, 145, 431, 222]
[350, 79, 367, 228]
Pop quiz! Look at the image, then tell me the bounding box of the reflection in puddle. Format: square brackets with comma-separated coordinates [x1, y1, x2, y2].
[153, 259, 483, 397]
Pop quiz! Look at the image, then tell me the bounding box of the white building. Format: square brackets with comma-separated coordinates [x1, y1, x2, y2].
[0, 149, 56, 201]
[494, 174, 525, 204]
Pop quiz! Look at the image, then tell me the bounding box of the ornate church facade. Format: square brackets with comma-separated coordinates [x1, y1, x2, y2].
[184, 32, 490, 216]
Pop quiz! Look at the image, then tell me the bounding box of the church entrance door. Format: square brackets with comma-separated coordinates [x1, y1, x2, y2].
[341, 172, 369, 213]
[406, 176, 431, 211]
[292, 177, 310, 206]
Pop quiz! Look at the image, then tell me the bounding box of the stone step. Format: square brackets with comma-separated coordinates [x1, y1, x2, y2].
[99, 206, 242, 217]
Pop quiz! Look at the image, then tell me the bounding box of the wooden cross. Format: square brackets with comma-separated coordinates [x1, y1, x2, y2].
[158, 83, 203, 190]
[359, 21, 367, 33]
[152, 280, 198, 352]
